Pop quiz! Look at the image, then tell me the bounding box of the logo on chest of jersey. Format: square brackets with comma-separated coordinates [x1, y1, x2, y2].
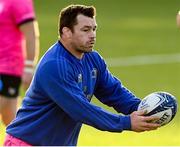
[77, 73, 82, 83]
[91, 68, 97, 79]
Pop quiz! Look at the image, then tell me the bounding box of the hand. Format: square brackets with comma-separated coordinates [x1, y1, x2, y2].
[22, 60, 35, 90]
[22, 72, 33, 90]
[177, 11, 180, 28]
[130, 110, 160, 132]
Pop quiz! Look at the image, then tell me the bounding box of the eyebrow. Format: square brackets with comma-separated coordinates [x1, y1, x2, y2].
[83, 25, 97, 29]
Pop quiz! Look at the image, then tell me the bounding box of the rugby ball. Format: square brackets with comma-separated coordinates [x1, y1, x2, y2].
[138, 92, 178, 126]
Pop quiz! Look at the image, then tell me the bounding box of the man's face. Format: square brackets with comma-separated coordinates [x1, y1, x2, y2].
[70, 14, 97, 53]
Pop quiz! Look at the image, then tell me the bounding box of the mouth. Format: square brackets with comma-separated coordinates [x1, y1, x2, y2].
[89, 40, 95, 46]
[85, 40, 96, 49]
[88, 43, 95, 48]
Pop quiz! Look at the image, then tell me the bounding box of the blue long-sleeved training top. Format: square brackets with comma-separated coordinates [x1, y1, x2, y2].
[6, 41, 141, 146]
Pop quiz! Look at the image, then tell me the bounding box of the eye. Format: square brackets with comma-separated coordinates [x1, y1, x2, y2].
[83, 29, 89, 32]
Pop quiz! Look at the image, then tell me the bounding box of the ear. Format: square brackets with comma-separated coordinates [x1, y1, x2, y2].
[62, 27, 72, 38]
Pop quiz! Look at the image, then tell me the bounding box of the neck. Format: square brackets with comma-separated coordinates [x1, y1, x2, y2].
[60, 39, 84, 59]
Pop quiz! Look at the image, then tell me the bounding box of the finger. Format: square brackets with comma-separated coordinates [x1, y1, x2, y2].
[143, 115, 160, 122]
[143, 121, 161, 129]
[137, 110, 148, 116]
[142, 126, 158, 131]
[135, 120, 160, 132]
[136, 124, 158, 132]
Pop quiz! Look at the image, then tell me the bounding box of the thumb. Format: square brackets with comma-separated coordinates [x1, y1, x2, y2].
[137, 109, 148, 116]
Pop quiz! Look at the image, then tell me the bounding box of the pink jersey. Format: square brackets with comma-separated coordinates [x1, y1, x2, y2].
[4, 134, 32, 146]
[0, 0, 35, 76]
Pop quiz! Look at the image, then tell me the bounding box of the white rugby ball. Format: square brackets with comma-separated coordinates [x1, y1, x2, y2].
[138, 92, 178, 126]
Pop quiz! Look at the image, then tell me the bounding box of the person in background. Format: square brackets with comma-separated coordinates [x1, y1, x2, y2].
[176, 10, 180, 28]
[4, 4, 159, 146]
[0, 0, 39, 126]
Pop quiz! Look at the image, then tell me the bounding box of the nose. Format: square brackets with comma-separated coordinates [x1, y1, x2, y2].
[89, 30, 96, 40]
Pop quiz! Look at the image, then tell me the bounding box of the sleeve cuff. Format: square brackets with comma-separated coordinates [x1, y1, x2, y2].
[121, 115, 131, 130]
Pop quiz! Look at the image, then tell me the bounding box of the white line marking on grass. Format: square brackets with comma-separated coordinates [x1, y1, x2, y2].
[105, 53, 180, 67]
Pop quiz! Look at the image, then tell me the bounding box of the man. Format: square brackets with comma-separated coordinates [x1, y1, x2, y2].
[0, 0, 39, 126]
[4, 4, 160, 146]
[177, 10, 180, 28]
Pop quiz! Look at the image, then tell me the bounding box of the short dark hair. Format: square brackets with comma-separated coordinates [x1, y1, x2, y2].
[58, 4, 96, 36]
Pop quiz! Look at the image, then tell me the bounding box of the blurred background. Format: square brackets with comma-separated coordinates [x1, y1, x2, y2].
[1, 0, 180, 145]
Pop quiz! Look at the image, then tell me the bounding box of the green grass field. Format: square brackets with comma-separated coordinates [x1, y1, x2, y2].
[1, 0, 180, 145]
